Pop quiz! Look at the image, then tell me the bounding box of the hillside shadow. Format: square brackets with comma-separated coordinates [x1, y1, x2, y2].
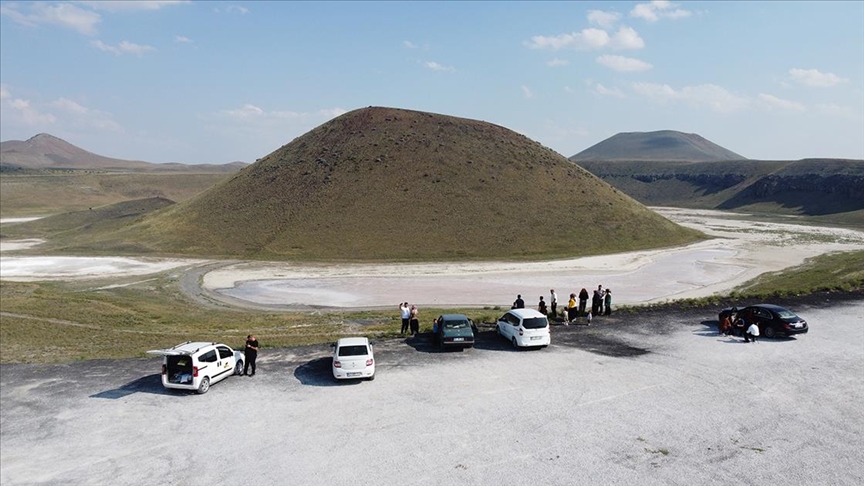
[90, 374, 178, 399]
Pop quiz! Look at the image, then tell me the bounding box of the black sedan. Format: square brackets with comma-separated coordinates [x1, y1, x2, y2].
[721, 304, 809, 338]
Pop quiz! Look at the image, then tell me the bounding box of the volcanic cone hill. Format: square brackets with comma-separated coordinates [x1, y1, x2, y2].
[571, 130, 746, 162]
[77, 107, 702, 261]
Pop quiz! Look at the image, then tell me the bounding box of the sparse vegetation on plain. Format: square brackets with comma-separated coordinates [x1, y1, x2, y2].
[1, 249, 861, 364]
[0, 171, 232, 217]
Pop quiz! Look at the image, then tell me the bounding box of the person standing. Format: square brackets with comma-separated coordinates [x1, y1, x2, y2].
[596, 285, 604, 315]
[567, 293, 578, 323]
[512, 294, 525, 309]
[243, 334, 259, 376]
[399, 302, 410, 335]
[550, 289, 558, 318]
[578, 288, 589, 316]
[591, 288, 601, 316]
[604, 289, 612, 316]
[745, 322, 760, 343]
[409, 305, 420, 336]
[538, 296, 548, 316]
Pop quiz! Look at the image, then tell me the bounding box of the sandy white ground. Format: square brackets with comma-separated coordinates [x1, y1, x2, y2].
[1, 208, 862, 307]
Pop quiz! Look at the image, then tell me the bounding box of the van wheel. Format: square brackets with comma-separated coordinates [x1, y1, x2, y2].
[367, 374, 375, 381]
[197, 377, 210, 394]
[235, 361, 244, 375]
[512, 337, 519, 350]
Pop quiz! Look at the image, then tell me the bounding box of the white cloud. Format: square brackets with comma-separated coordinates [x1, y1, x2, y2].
[51, 97, 123, 131]
[221, 104, 265, 119]
[216, 104, 347, 123]
[587, 10, 621, 29]
[424, 61, 455, 72]
[174, 35, 193, 43]
[596, 54, 652, 72]
[1, 3, 102, 35]
[631, 82, 750, 113]
[631, 1, 692, 22]
[215, 5, 249, 14]
[547, 58, 569, 67]
[6, 98, 58, 125]
[526, 26, 643, 51]
[403, 40, 418, 49]
[78, 1, 190, 12]
[0, 86, 9, 100]
[609, 26, 645, 49]
[593, 83, 626, 98]
[525, 28, 610, 50]
[789, 68, 849, 87]
[318, 108, 349, 118]
[52, 98, 89, 114]
[521, 85, 534, 99]
[91, 40, 156, 56]
[758, 93, 806, 112]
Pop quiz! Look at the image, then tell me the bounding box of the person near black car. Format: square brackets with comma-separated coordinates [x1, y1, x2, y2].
[745, 322, 760, 343]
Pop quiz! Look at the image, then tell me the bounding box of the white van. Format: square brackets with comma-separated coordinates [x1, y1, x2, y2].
[147, 341, 244, 394]
[496, 308, 551, 349]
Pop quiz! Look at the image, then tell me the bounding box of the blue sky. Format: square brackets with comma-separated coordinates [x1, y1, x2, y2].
[1, 1, 862, 164]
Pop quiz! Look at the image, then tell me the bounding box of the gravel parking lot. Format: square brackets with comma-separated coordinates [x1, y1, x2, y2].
[2, 301, 862, 485]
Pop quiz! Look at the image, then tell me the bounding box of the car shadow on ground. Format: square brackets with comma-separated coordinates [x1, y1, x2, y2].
[403, 333, 477, 354]
[90, 374, 179, 399]
[693, 320, 801, 344]
[471, 329, 524, 352]
[294, 357, 364, 387]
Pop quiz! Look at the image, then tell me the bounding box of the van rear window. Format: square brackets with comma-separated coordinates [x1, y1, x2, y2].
[522, 317, 548, 329]
[338, 345, 369, 357]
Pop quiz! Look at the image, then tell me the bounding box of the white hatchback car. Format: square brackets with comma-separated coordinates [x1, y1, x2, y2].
[148, 341, 244, 394]
[496, 308, 551, 349]
[332, 337, 375, 381]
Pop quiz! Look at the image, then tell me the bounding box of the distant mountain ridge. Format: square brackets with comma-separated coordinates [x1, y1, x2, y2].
[0, 133, 245, 172]
[571, 130, 746, 162]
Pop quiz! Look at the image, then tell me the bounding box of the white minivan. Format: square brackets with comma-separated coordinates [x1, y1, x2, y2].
[148, 341, 244, 394]
[496, 308, 551, 349]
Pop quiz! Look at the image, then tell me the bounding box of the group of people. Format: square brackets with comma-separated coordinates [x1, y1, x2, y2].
[718, 310, 760, 343]
[399, 302, 420, 336]
[521, 286, 613, 324]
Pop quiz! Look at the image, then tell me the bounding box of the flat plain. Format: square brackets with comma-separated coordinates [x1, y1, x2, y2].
[1, 302, 861, 485]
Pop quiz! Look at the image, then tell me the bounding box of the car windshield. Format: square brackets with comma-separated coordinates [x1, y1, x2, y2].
[338, 345, 369, 357]
[776, 309, 800, 320]
[522, 317, 548, 329]
[444, 320, 469, 329]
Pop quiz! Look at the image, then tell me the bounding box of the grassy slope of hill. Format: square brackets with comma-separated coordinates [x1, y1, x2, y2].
[38, 107, 703, 261]
[0, 171, 231, 217]
[2, 198, 174, 244]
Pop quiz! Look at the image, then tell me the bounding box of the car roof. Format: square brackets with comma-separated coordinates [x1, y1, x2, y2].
[749, 304, 792, 312]
[507, 308, 547, 318]
[440, 314, 469, 320]
[175, 341, 219, 351]
[336, 337, 370, 347]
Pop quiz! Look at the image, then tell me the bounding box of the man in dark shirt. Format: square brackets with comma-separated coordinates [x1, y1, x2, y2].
[512, 294, 525, 309]
[243, 334, 259, 376]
